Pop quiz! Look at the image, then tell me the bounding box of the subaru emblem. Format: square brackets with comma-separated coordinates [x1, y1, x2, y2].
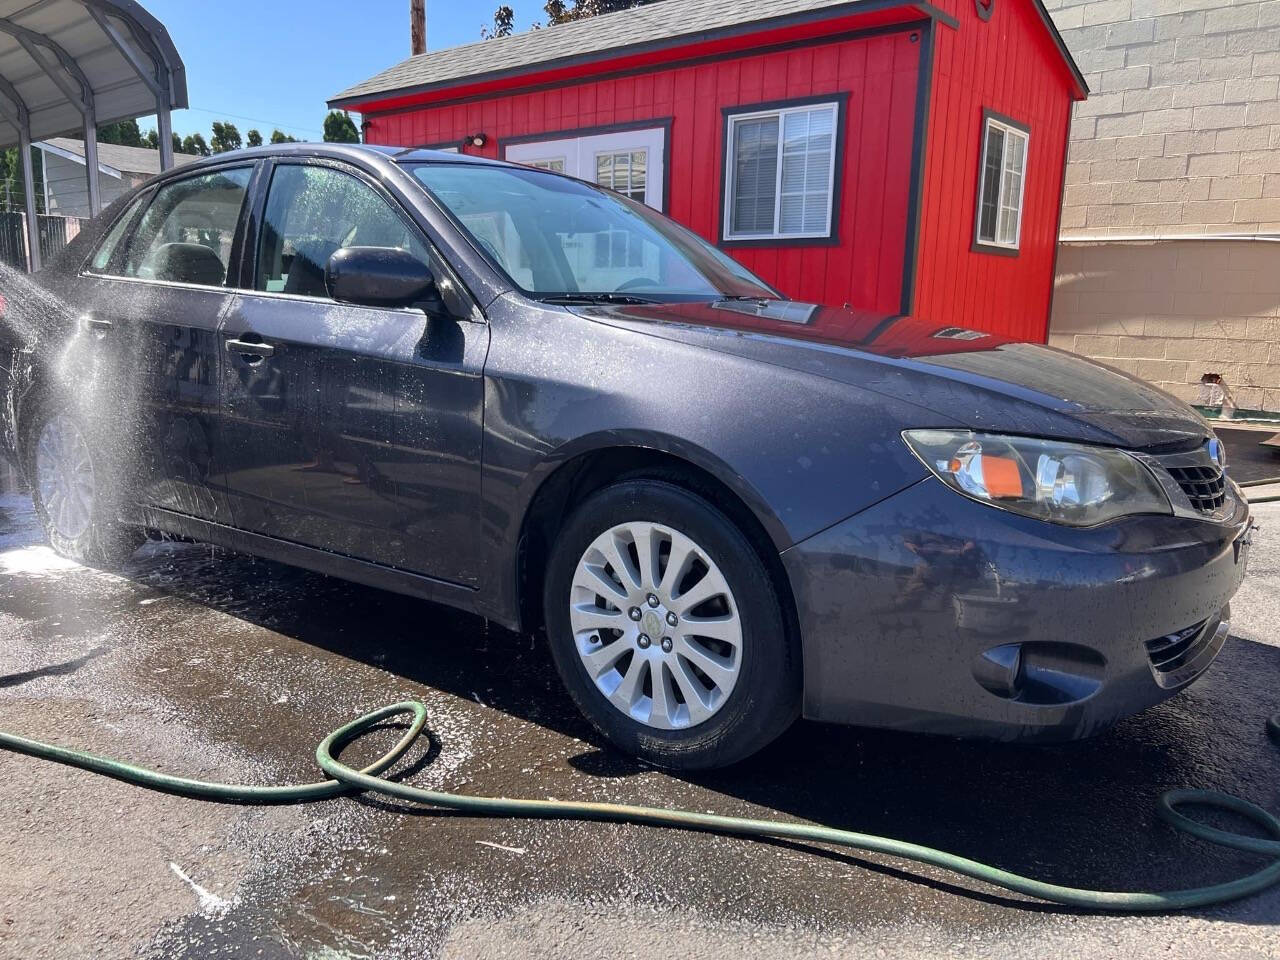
[1208, 438, 1227, 470]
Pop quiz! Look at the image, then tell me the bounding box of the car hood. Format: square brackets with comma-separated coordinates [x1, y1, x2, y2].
[575, 300, 1212, 450]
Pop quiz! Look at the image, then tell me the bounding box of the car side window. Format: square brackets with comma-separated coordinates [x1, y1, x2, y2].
[256, 163, 469, 316]
[119, 167, 253, 286]
[86, 193, 149, 274]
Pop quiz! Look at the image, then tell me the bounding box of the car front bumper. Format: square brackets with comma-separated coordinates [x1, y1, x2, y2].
[781, 476, 1254, 741]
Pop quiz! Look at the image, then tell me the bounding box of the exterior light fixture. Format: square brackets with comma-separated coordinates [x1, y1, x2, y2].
[466, 133, 488, 148]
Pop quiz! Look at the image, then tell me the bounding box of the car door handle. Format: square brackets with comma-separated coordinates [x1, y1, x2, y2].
[81, 315, 112, 332]
[225, 338, 276, 358]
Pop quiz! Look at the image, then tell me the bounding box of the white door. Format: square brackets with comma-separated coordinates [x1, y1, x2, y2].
[505, 127, 666, 211]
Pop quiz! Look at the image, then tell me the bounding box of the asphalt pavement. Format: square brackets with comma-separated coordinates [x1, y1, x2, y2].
[0, 439, 1279, 958]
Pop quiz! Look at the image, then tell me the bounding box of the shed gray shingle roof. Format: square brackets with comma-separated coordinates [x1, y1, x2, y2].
[39, 137, 200, 176]
[330, 0, 898, 107]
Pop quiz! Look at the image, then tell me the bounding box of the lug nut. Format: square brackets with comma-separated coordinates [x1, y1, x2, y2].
[660, 637, 673, 653]
[637, 634, 651, 649]
[628, 607, 642, 621]
[646, 593, 660, 607]
[665, 611, 678, 627]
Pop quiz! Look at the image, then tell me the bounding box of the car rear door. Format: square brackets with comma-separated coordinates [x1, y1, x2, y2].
[78, 164, 256, 526]
[5, 192, 150, 479]
[215, 157, 488, 585]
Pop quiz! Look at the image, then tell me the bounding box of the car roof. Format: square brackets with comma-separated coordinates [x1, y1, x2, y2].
[158, 141, 507, 176]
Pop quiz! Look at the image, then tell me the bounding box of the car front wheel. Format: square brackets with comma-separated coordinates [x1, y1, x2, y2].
[544, 479, 800, 769]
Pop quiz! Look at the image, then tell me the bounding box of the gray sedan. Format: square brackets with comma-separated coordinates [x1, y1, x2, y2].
[0, 143, 1253, 768]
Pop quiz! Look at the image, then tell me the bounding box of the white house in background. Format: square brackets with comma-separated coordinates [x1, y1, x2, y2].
[33, 138, 199, 219]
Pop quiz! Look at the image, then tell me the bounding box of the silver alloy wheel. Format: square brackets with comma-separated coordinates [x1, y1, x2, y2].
[34, 415, 96, 542]
[569, 521, 743, 730]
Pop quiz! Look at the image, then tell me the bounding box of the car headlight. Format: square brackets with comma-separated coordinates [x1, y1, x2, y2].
[902, 430, 1171, 527]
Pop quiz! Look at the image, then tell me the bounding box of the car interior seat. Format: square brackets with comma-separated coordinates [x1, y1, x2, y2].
[284, 239, 341, 298]
[149, 242, 227, 286]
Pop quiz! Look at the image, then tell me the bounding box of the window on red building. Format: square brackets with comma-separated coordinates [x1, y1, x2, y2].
[722, 98, 841, 243]
[974, 112, 1030, 253]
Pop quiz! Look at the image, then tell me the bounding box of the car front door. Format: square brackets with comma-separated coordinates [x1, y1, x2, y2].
[216, 159, 488, 585]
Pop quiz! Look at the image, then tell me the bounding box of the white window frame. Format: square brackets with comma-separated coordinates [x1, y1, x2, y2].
[593, 149, 649, 203]
[503, 126, 667, 210]
[722, 100, 841, 243]
[974, 113, 1030, 252]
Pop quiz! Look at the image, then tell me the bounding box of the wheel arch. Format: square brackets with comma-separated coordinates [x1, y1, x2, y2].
[512, 435, 801, 653]
[9, 361, 59, 477]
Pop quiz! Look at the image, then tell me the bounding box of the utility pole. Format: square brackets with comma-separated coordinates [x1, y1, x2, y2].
[411, 0, 426, 55]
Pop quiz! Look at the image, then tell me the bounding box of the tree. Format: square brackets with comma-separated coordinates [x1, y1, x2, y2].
[0, 149, 16, 211]
[181, 133, 210, 156]
[210, 121, 242, 153]
[247, 129, 263, 147]
[488, 0, 656, 34]
[97, 119, 144, 147]
[171, 132, 183, 155]
[482, 5, 515, 37]
[0, 146, 45, 213]
[270, 129, 298, 144]
[322, 110, 360, 143]
[143, 129, 160, 150]
[546, 0, 653, 25]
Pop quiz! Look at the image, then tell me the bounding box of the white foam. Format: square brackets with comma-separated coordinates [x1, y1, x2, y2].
[168, 861, 232, 917]
[0, 544, 81, 578]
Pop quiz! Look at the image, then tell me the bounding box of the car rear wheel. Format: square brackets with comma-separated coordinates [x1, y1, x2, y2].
[26, 406, 141, 567]
[544, 479, 800, 769]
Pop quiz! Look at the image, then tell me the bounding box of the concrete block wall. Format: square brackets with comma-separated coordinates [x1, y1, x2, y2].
[1049, 239, 1280, 411]
[1045, 0, 1280, 236]
[1045, 0, 1280, 414]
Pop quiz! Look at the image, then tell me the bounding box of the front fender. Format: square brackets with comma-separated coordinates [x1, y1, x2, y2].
[516, 428, 793, 549]
[475, 304, 947, 626]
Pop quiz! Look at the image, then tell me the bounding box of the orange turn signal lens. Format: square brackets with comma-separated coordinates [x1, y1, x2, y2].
[980, 455, 1024, 499]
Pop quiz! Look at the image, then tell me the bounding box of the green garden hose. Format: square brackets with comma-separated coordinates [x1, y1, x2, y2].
[1240, 476, 1280, 504]
[4, 701, 1280, 911]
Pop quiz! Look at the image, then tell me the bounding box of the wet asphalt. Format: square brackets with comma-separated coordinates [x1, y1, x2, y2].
[0, 434, 1278, 958]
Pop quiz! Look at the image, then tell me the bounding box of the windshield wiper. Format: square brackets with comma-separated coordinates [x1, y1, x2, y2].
[538, 293, 660, 305]
[715, 294, 779, 304]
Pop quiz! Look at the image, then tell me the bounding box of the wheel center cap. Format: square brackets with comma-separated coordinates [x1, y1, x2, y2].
[641, 611, 663, 640]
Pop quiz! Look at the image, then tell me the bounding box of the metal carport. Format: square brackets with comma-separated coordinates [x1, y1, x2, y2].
[0, 0, 186, 270]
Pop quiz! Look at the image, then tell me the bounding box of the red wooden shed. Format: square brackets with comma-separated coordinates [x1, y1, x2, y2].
[329, 0, 1087, 342]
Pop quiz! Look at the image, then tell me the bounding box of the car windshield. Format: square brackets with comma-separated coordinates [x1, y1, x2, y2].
[406, 162, 777, 302]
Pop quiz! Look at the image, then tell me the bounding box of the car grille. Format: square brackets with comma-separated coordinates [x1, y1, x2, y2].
[1144, 619, 1208, 674]
[1149, 446, 1227, 514]
[1143, 612, 1229, 689]
[1165, 463, 1226, 512]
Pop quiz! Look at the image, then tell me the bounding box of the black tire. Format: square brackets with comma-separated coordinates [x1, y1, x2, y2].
[543, 479, 801, 769]
[23, 402, 142, 568]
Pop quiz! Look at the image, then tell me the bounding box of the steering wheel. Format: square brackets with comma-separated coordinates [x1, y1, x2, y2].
[615, 277, 661, 293]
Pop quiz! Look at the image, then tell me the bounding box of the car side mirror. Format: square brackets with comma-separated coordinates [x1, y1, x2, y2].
[325, 246, 438, 310]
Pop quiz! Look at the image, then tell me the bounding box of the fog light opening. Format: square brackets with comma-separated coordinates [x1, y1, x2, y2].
[973, 642, 1105, 705]
[974, 643, 1024, 700]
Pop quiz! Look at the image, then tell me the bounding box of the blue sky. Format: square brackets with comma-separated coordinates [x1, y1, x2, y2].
[137, 0, 548, 141]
